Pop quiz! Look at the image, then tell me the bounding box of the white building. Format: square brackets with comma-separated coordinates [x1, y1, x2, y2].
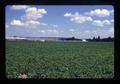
[82, 39, 87, 42]
[40, 39, 45, 42]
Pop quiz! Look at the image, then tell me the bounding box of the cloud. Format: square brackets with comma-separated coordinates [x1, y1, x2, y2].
[69, 29, 75, 32]
[92, 20, 104, 27]
[82, 30, 102, 37]
[50, 24, 58, 28]
[60, 30, 64, 33]
[53, 25, 58, 28]
[10, 19, 48, 28]
[26, 7, 47, 14]
[6, 24, 9, 28]
[38, 30, 45, 33]
[10, 6, 56, 29]
[27, 21, 48, 27]
[26, 20, 40, 25]
[64, 12, 93, 24]
[10, 6, 47, 28]
[84, 30, 92, 34]
[41, 30, 45, 33]
[10, 19, 24, 26]
[110, 9, 114, 13]
[21, 7, 47, 21]
[80, 28, 114, 38]
[40, 22, 48, 26]
[110, 19, 114, 23]
[10, 19, 41, 28]
[64, 13, 72, 17]
[92, 19, 112, 27]
[11, 5, 30, 10]
[85, 9, 113, 17]
[103, 20, 111, 25]
[109, 27, 114, 33]
[47, 29, 58, 33]
[24, 20, 41, 28]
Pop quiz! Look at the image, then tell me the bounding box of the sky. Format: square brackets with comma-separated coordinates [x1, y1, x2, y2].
[6, 5, 114, 39]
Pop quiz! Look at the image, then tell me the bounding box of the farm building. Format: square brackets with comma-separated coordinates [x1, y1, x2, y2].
[82, 39, 87, 42]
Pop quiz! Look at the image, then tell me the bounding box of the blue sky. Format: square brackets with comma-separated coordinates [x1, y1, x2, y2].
[6, 5, 114, 39]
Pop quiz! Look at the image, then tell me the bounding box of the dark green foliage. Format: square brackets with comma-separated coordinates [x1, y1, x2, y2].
[6, 40, 114, 78]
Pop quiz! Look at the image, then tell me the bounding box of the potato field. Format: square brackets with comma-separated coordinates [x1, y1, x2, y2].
[6, 40, 114, 78]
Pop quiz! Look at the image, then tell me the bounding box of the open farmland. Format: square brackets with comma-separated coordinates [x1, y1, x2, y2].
[6, 40, 114, 78]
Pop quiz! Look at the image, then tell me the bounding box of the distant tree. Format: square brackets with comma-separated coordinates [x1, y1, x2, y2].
[13, 36, 17, 37]
[111, 37, 114, 41]
[65, 37, 75, 40]
[90, 36, 114, 42]
[87, 38, 92, 41]
[71, 37, 75, 40]
[98, 36, 100, 40]
[107, 36, 112, 41]
[108, 36, 111, 39]
[93, 37, 96, 41]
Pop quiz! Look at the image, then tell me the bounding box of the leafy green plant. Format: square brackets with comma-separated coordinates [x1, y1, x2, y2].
[6, 40, 114, 78]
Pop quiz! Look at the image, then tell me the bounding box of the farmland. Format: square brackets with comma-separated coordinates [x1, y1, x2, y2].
[6, 40, 114, 78]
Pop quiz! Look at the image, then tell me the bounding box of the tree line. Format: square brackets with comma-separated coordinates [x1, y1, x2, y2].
[60, 36, 114, 42]
[87, 36, 114, 42]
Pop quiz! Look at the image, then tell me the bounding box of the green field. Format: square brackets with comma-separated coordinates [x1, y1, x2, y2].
[6, 40, 114, 78]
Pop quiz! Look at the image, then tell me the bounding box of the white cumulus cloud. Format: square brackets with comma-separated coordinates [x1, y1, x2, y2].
[64, 12, 93, 24]
[10, 6, 47, 28]
[85, 9, 113, 17]
[103, 20, 111, 25]
[6, 24, 9, 28]
[69, 29, 75, 32]
[11, 5, 30, 10]
[110, 19, 114, 23]
[10, 19, 24, 26]
[41, 30, 45, 33]
[92, 19, 112, 27]
[26, 20, 40, 25]
[10, 19, 41, 28]
[21, 7, 47, 21]
[64, 13, 72, 17]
